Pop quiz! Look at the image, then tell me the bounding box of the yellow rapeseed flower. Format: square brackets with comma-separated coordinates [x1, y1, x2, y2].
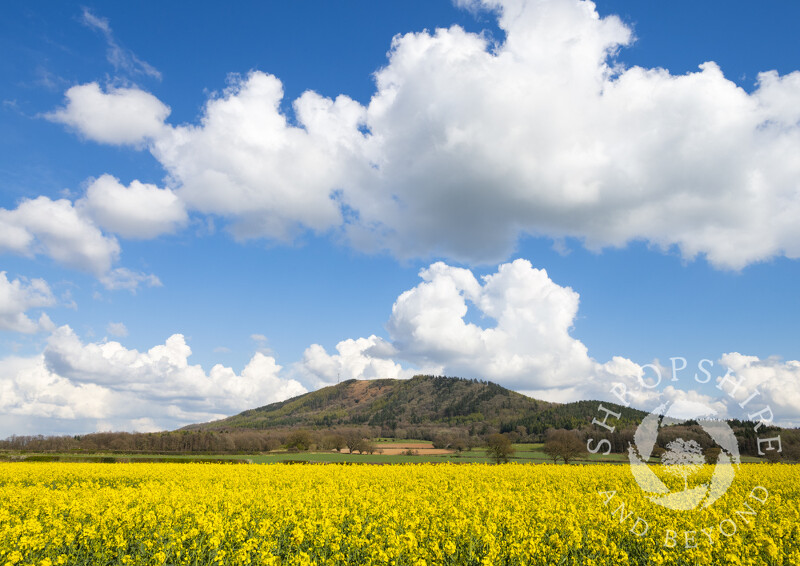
[0, 463, 796, 565]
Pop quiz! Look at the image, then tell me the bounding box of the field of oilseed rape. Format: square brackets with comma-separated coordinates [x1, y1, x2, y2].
[1, 463, 799, 566]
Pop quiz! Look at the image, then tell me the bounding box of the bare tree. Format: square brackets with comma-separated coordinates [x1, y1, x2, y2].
[543, 429, 586, 464]
[322, 434, 346, 452]
[703, 446, 721, 464]
[486, 433, 515, 464]
[285, 430, 313, 451]
[361, 439, 376, 454]
[344, 430, 365, 454]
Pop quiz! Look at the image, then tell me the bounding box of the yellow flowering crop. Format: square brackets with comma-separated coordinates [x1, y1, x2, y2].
[0, 463, 797, 565]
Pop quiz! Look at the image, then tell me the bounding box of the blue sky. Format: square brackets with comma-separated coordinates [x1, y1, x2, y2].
[1, 0, 799, 435]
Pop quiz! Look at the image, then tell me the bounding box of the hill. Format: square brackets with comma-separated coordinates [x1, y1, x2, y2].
[2, 375, 790, 459]
[184, 375, 647, 439]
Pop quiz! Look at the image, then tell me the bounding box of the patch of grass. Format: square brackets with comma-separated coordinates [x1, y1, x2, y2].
[740, 455, 766, 463]
[509, 443, 543, 452]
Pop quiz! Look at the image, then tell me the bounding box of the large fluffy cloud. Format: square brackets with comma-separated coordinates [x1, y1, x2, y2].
[0, 354, 113, 422]
[0, 272, 55, 333]
[43, 326, 307, 414]
[295, 259, 645, 399]
[0, 197, 160, 287]
[152, 74, 365, 241]
[294, 259, 799, 424]
[0, 325, 307, 435]
[0, 196, 120, 276]
[716, 353, 800, 428]
[344, 1, 800, 268]
[386, 260, 595, 389]
[48, 0, 800, 269]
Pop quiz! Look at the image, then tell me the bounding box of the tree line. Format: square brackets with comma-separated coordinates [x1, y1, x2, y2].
[2, 422, 797, 461]
[0, 430, 283, 454]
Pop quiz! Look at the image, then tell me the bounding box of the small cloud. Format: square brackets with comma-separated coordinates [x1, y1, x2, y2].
[106, 322, 128, 337]
[250, 334, 272, 355]
[100, 268, 162, 293]
[46, 83, 169, 146]
[61, 290, 78, 310]
[79, 174, 187, 239]
[34, 66, 68, 92]
[81, 8, 111, 34]
[81, 8, 161, 80]
[213, 346, 231, 354]
[0, 272, 56, 333]
[552, 238, 571, 256]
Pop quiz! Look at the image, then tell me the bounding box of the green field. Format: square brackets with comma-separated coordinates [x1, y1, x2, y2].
[0, 443, 767, 465]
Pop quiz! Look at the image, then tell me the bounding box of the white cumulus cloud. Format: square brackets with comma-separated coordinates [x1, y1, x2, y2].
[151, 73, 362, 241]
[80, 174, 187, 239]
[3, 258, 799, 434]
[47, 82, 169, 146]
[0, 326, 307, 434]
[293, 335, 437, 389]
[51, 0, 800, 270]
[0, 196, 120, 276]
[716, 353, 800, 428]
[0, 196, 167, 287]
[64, 0, 800, 269]
[292, 259, 800, 423]
[294, 259, 626, 398]
[345, 0, 800, 268]
[0, 354, 113, 422]
[0, 272, 55, 333]
[41, 326, 307, 415]
[386, 260, 595, 390]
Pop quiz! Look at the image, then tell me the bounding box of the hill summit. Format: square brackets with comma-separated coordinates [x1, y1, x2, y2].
[185, 375, 645, 439]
